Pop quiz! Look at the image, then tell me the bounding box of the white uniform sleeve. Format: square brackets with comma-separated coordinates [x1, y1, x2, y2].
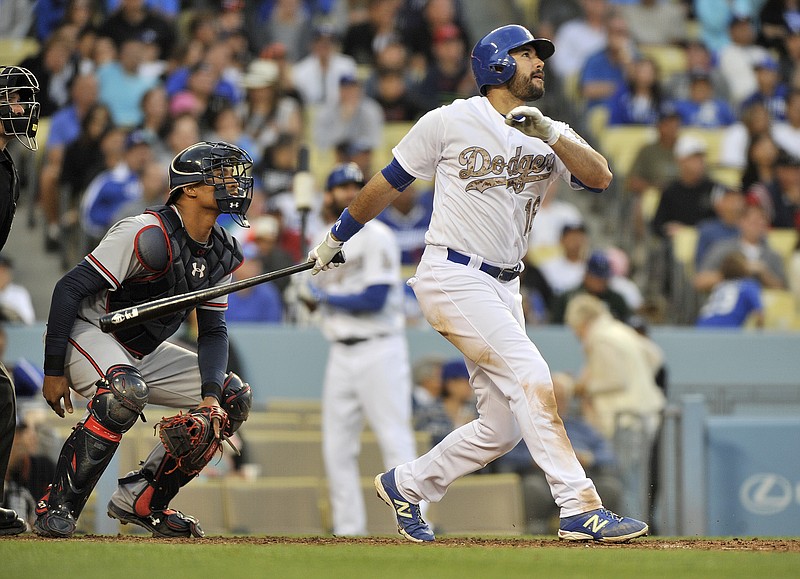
[392, 108, 445, 181]
[361, 227, 401, 288]
[85, 216, 149, 289]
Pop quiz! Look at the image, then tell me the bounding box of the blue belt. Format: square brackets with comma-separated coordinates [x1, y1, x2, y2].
[446, 249, 522, 282]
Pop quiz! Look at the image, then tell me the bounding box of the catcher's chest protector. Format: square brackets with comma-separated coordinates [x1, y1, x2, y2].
[108, 205, 242, 357]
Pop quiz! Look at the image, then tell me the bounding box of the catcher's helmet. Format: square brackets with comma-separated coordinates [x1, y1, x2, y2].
[326, 162, 365, 190]
[0, 65, 40, 151]
[168, 141, 254, 227]
[470, 25, 555, 96]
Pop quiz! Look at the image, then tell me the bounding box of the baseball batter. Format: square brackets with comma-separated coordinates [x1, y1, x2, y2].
[310, 25, 649, 543]
[299, 163, 418, 536]
[34, 141, 253, 538]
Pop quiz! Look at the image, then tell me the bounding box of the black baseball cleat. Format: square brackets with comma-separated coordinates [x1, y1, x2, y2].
[107, 501, 205, 538]
[0, 507, 27, 536]
[33, 505, 77, 538]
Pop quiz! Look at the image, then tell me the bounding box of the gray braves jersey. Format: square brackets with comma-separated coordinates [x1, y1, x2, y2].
[80, 208, 232, 326]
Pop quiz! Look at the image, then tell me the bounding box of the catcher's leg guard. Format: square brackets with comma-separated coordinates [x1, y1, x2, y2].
[108, 373, 251, 538]
[34, 366, 147, 538]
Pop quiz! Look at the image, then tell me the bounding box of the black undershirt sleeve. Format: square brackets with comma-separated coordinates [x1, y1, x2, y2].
[195, 307, 229, 403]
[44, 261, 111, 376]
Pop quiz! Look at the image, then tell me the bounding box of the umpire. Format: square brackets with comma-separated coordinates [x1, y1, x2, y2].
[0, 64, 40, 535]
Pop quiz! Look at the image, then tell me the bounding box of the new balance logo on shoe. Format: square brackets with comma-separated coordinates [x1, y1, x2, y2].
[393, 499, 412, 518]
[582, 514, 610, 534]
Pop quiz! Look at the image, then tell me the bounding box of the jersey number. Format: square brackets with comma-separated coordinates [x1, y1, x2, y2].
[524, 196, 541, 235]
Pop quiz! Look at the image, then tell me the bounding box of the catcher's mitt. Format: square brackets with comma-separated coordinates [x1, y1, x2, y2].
[157, 406, 229, 476]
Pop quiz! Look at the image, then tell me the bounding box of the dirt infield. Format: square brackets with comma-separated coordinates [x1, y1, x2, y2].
[12, 535, 800, 551]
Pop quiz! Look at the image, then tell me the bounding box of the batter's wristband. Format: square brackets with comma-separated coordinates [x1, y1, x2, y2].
[330, 208, 364, 242]
[201, 381, 223, 403]
[44, 355, 66, 376]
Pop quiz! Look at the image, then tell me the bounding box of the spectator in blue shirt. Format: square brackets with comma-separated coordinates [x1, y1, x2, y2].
[579, 12, 636, 111]
[674, 72, 737, 128]
[740, 55, 790, 121]
[225, 245, 283, 323]
[697, 250, 764, 327]
[607, 57, 663, 125]
[694, 185, 746, 269]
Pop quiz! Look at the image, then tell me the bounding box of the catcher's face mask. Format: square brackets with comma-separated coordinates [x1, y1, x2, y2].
[0, 66, 40, 151]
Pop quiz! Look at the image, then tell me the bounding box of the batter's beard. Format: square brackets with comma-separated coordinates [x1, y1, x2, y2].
[508, 74, 544, 102]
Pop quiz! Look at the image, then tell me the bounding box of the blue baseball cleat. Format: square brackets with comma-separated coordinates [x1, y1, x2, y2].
[374, 469, 434, 543]
[558, 508, 649, 543]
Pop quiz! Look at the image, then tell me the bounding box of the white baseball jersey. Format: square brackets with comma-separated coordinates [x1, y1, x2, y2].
[393, 96, 588, 267]
[314, 219, 404, 341]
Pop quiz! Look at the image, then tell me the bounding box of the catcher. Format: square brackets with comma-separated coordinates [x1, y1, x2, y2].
[34, 141, 254, 538]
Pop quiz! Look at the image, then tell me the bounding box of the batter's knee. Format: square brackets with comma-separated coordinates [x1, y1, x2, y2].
[221, 372, 252, 434]
[88, 365, 148, 434]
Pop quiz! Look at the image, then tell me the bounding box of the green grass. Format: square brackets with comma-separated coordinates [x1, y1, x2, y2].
[3, 539, 799, 579]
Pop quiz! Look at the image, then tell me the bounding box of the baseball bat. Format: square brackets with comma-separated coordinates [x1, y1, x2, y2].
[99, 260, 317, 333]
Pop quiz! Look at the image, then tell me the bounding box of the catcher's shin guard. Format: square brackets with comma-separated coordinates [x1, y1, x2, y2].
[36, 366, 148, 528]
[111, 443, 203, 537]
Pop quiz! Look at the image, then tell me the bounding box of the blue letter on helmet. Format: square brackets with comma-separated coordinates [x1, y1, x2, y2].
[470, 25, 555, 96]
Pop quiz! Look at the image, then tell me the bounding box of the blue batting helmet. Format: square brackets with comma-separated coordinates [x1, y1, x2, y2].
[326, 162, 365, 190]
[470, 25, 555, 96]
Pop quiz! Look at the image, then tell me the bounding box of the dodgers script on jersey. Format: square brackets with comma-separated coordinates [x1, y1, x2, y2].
[313, 220, 404, 341]
[80, 211, 232, 324]
[393, 96, 588, 267]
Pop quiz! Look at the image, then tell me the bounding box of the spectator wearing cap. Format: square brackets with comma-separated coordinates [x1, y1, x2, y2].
[773, 89, 800, 158]
[290, 25, 358, 107]
[651, 134, 718, 239]
[312, 74, 385, 152]
[718, 13, 773, 106]
[372, 67, 428, 122]
[413, 358, 476, 447]
[398, 0, 470, 68]
[694, 184, 746, 268]
[413, 22, 476, 111]
[665, 40, 730, 103]
[673, 71, 736, 128]
[79, 129, 154, 244]
[96, 37, 158, 127]
[539, 223, 590, 296]
[550, 250, 632, 324]
[0, 258, 35, 325]
[740, 55, 790, 121]
[238, 58, 303, 151]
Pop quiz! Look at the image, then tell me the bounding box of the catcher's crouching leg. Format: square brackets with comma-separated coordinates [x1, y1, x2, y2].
[108, 373, 252, 538]
[34, 366, 148, 538]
